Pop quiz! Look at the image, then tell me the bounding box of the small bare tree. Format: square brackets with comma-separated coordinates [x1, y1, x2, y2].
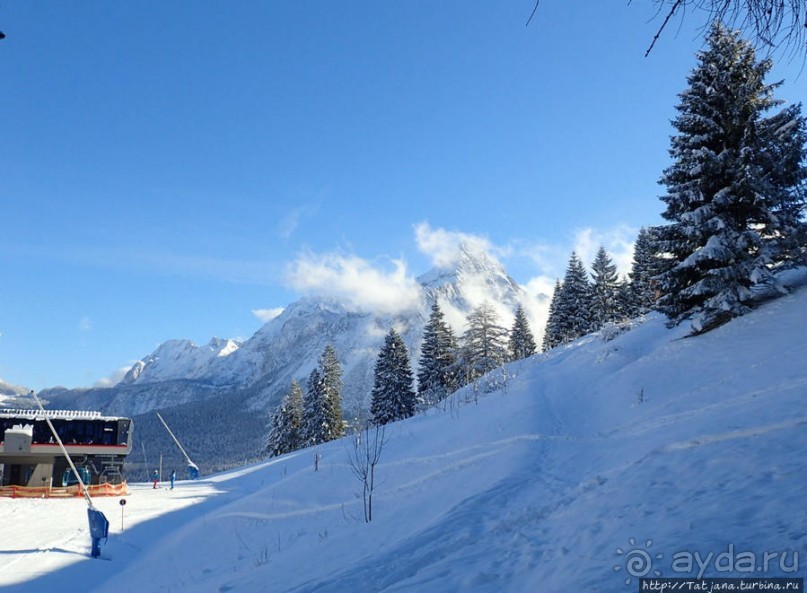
[347, 421, 387, 523]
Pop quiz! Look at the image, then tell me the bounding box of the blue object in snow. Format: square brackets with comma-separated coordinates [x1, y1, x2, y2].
[87, 508, 109, 558]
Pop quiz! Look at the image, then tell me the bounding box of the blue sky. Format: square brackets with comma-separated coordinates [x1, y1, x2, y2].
[1, 2, 804, 391]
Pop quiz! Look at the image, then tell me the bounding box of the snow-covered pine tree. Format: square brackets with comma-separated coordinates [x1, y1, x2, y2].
[302, 368, 326, 446]
[319, 344, 345, 441]
[459, 302, 508, 384]
[657, 23, 807, 333]
[508, 303, 536, 361]
[615, 275, 637, 321]
[542, 279, 563, 352]
[590, 245, 621, 329]
[266, 379, 304, 457]
[370, 328, 417, 425]
[755, 102, 807, 266]
[629, 227, 665, 314]
[553, 252, 593, 344]
[417, 300, 458, 407]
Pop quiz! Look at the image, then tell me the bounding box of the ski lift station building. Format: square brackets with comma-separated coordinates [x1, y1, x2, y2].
[0, 409, 133, 489]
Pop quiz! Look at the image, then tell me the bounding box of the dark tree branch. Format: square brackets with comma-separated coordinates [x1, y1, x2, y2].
[526, 0, 540, 27]
[529, 1, 806, 58]
[647, 1, 807, 57]
[647, 0, 687, 56]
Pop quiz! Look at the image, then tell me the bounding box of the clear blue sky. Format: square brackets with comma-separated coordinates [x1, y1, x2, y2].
[1, 2, 804, 391]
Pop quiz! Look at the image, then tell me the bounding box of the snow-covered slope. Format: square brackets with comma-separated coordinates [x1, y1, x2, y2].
[1, 280, 804, 593]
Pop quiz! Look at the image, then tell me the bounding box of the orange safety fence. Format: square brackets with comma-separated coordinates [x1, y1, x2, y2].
[0, 481, 128, 498]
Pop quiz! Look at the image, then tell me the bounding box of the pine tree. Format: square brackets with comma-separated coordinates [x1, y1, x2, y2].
[301, 346, 345, 444]
[508, 303, 536, 361]
[302, 368, 326, 446]
[629, 227, 665, 314]
[590, 245, 621, 329]
[267, 380, 304, 456]
[542, 279, 563, 352]
[319, 345, 345, 441]
[459, 302, 508, 384]
[417, 301, 458, 407]
[552, 252, 593, 344]
[756, 102, 807, 266]
[657, 23, 807, 333]
[370, 328, 417, 425]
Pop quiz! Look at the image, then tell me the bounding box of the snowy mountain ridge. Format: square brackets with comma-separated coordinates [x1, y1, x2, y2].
[126, 244, 523, 390]
[120, 337, 242, 385]
[40, 245, 532, 424]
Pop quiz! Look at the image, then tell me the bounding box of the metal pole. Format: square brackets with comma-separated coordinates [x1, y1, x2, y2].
[156, 412, 199, 474]
[30, 391, 94, 509]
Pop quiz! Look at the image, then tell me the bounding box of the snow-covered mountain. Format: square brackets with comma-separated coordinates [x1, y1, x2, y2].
[119, 337, 241, 385]
[43, 245, 532, 422]
[0, 379, 31, 408]
[2, 271, 805, 593]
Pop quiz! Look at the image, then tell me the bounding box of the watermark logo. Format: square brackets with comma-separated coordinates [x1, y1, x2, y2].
[614, 538, 664, 584]
[614, 539, 800, 586]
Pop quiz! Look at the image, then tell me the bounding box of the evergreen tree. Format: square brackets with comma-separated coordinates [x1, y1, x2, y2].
[370, 328, 417, 425]
[508, 303, 536, 361]
[553, 252, 593, 344]
[657, 24, 807, 333]
[629, 227, 663, 314]
[319, 344, 345, 441]
[266, 380, 304, 457]
[301, 346, 345, 444]
[417, 301, 458, 406]
[590, 245, 621, 329]
[542, 279, 563, 352]
[756, 102, 807, 265]
[302, 368, 327, 446]
[459, 302, 508, 384]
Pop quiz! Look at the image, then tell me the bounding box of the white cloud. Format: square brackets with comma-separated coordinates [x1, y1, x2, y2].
[573, 224, 638, 277]
[279, 222, 640, 344]
[414, 222, 500, 268]
[523, 275, 556, 299]
[94, 365, 134, 388]
[252, 307, 285, 323]
[284, 250, 423, 315]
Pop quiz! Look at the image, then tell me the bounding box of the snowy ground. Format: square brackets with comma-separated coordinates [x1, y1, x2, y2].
[1, 284, 805, 592]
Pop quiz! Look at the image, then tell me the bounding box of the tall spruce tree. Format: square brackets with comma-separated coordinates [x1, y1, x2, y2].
[657, 23, 807, 333]
[370, 328, 416, 425]
[615, 276, 637, 320]
[542, 279, 563, 352]
[417, 301, 458, 406]
[267, 380, 304, 457]
[590, 245, 621, 329]
[629, 227, 664, 314]
[302, 368, 327, 446]
[459, 302, 508, 384]
[508, 303, 536, 361]
[553, 252, 593, 344]
[319, 345, 345, 441]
